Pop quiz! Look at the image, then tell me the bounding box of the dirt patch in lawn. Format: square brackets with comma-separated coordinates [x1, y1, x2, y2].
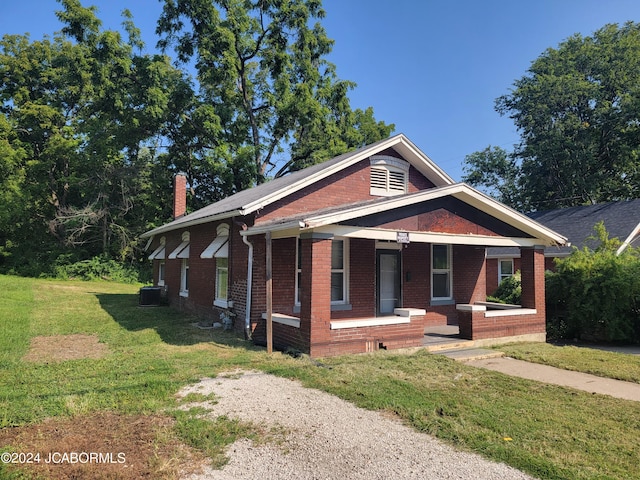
[23, 334, 109, 362]
[0, 412, 208, 479]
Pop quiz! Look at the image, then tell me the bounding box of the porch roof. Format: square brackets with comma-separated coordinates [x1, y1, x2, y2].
[243, 183, 568, 247]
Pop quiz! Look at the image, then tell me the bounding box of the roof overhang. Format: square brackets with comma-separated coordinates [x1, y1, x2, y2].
[237, 134, 455, 216]
[140, 210, 242, 239]
[242, 183, 568, 247]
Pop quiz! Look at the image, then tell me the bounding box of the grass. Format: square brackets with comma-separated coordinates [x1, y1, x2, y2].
[496, 342, 640, 384]
[1, 275, 640, 479]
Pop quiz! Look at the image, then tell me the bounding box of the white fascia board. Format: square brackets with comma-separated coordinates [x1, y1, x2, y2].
[450, 186, 568, 246]
[303, 185, 459, 228]
[239, 135, 454, 215]
[241, 221, 303, 238]
[140, 210, 242, 239]
[391, 135, 454, 186]
[617, 222, 640, 255]
[239, 138, 403, 215]
[314, 225, 545, 247]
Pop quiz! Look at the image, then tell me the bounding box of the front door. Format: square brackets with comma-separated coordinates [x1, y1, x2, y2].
[377, 250, 401, 316]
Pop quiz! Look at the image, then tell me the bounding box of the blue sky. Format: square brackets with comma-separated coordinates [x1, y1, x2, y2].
[3, 0, 640, 181]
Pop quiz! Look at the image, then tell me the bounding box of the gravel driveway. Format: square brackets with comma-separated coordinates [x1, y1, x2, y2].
[180, 370, 535, 480]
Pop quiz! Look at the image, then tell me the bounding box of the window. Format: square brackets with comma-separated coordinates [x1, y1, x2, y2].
[180, 258, 189, 296]
[296, 238, 302, 305]
[158, 261, 165, 286]
[331, 239, 348, 304]
[215, 258, 228, 305]
[431, 244, 452, 300]
[370, 156, 409, 196]
[498, 259, 514, 284]
[295, 237, 349, 306]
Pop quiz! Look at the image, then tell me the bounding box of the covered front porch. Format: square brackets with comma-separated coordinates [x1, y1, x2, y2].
[248, 227, 549, 357]
[245, 185, 564, 357]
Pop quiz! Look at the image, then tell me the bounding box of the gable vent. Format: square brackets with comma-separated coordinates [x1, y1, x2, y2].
[370, 167, 388, 190]
[370, 155, 409, 196]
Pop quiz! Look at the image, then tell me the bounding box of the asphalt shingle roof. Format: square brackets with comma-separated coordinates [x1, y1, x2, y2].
[488, 199, 640, 257]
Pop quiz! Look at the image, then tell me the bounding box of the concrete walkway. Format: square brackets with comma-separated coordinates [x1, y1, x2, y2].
[466, 356, 640, 402]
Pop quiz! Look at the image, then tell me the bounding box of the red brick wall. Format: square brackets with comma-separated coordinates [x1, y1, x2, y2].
[255, 156, 435, 225]
[520, 247, 545, 315]
[458, 309, 546, 340]
[332, 238, 376, 319]
[149, 219, 250, 323]
[271, 237, 297, 315]
[417, 209, 498, 236]
[453, 245, 486, 304]
[309, 320, 425, 357]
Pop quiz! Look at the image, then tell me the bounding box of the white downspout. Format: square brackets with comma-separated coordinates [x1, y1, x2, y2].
[242, 232, 253, 340]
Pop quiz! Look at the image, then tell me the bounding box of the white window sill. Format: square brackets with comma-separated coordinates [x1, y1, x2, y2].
[214, 299, 229, 309]
[262, 313, 300, 328]
[393, 308, 426, 317]
[157, 280, 165, 287]
[330, 316, 410, 330]
[179, 291, 189, 298]
[485, 308, 537, 318]
[456, 304, 537, 317]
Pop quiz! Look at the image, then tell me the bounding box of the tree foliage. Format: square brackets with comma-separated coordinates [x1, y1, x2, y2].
[465, 22, 640, 211]
[0, 0, 393, 277]
[462, 146, 520, 207]
[156, 0, 393, 191]
[0, 0, 193, 275]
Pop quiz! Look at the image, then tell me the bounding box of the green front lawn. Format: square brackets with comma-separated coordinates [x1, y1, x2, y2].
[1, 275, 639, 479]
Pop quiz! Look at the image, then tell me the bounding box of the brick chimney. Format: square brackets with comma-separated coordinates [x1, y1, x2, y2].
[173, 173, 187, 219]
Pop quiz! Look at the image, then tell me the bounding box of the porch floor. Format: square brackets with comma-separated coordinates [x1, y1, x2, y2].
[422, 324, 474, 352]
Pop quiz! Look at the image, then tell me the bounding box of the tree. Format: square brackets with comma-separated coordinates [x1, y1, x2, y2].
[156, 0, 392, 191]
[462, 146, 521, 208]
[0, 0, 194, 274]
[493, 22, 640, 211]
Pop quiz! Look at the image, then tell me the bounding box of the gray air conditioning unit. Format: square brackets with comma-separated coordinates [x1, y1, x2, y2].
[139, 286, 162, 306]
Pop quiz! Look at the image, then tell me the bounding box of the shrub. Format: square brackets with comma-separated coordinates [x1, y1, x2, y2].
[54, 255, 141, 284]
[546, 224, 640, 343]
[489, 271, 521, 305]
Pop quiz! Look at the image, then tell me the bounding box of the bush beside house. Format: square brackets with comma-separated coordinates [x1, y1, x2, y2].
[546, 225, 640, 343]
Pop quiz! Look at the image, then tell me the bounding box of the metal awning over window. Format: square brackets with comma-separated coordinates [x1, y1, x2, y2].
[148, 244, 165, 260]
[200, 235, 228, 259]
[169, 231, 191, 259]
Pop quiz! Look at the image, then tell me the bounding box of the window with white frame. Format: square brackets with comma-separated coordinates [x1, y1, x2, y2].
[431, 244, 452, 300]
[180, 258, 189, 296]
[498, 259, 514, 284]
[296, 238, 302, 305]
[295, 237, 349, 305]
[202, 223, 230, 308]
[215, 258, 228, 304]
[158, 261, 165, 286]
[331, 239, 348, 304]
[370, 155, 409, 196]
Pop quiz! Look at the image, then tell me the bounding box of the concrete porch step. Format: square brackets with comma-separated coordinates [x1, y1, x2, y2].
[423, 339, 475, 353]
[436, 348, 505, 362]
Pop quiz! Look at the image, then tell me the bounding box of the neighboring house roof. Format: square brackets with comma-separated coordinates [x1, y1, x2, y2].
[487, 199, 640, 258]
[141, 134, 454, 239]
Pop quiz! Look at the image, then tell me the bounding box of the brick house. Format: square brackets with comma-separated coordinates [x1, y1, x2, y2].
[486, 199, 640, 295]
[141, 134, 566, 357]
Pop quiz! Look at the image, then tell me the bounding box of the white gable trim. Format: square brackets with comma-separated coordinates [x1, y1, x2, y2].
[243, 183, 568, 247]
[618, 222, 640, 255]
[238, 134, 454, 215]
